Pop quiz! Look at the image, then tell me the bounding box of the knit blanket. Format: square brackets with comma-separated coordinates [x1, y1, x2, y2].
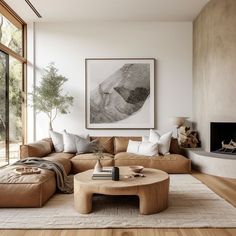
[13, 158, 73, 194]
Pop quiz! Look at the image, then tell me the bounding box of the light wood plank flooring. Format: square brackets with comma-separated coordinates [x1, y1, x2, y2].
[0, 229, 236, 236]
[0, 172, 235, 236]
[192, 171, 236, 207]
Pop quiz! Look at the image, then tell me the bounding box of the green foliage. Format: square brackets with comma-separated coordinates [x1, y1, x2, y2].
[0, 14, 22, 142]
[0, 53, 6, 140]
[0, 15, 22, 55]
[32, 63, 74, 129]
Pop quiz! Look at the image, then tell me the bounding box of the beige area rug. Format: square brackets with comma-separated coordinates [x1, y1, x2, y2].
[0, 174, 236, 229]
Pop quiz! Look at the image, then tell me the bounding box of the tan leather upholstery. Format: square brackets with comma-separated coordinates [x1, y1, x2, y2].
[90, 136, 114, 154]
[170, 138, 181, 154]
[150, 154, 191, 174]
[42, 138, 55, 151]
[43, 156, 72, 175]
[114, 136, 142, 154]
[45, 152, 75, 160]
[114, 152, 151, 167]
[114, 152, 191, 173]
[20, 140, 53, 159]
[0, 165, 56, 207]
[4, 136, 190, 209]
[71, 153, 114, 173]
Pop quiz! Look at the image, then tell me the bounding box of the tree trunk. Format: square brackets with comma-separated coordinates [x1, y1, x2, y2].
[49, 120, 53, 131]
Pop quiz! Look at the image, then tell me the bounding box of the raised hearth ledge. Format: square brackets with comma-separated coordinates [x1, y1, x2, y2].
[184, 148, 236, 179]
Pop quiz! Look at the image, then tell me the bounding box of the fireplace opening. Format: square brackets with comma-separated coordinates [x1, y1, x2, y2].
[210, 122, 236, 155]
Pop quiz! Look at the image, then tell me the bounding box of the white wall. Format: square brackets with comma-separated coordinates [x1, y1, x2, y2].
[27, 21, 192, 141]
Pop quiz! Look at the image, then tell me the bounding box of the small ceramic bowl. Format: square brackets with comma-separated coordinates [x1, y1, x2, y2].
[129, 166, 144, 173]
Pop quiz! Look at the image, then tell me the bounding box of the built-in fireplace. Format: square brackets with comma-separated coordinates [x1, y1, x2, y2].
[210, 122, 236, 155]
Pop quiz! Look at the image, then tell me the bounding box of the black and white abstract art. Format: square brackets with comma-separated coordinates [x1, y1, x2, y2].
[85, 58, 155, 129]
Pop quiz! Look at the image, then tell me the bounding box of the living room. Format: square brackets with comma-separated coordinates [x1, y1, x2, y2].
[0, 0, 235, 235]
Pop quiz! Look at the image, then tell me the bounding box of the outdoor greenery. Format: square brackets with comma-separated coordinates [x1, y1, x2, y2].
[0, 15, 22, 55]
[9, 57, 22, 141]
[0, 52, 6, 140]
[0, 14, 22, 142]
[32, 63, 74, 130]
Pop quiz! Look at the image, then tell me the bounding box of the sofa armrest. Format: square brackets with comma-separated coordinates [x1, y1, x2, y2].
[20, 138, 54, 159]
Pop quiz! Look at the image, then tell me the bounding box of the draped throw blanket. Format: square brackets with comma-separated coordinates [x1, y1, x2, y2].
[13, 158, 73, 194]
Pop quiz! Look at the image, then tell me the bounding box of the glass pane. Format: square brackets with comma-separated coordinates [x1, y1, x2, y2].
[0, 51, 8, 167]
[9, 56, 22, 163]
[0, 14, 22, 56]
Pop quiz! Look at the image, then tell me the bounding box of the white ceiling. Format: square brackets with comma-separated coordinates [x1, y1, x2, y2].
[5, 0, 209, 23]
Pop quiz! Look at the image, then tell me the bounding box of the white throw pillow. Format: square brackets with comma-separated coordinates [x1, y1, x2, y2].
[142, 136, 149, 142]
[49, 130, 64, 152]
[127, 140, 159, 156]
[127, 140, 141, 154]
[149, 130, 172, 155]
[63, 130, 89, 153]
[139, 142, 159, 156]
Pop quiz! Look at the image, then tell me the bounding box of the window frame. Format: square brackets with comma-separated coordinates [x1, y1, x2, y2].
[0, 0, 27, 146]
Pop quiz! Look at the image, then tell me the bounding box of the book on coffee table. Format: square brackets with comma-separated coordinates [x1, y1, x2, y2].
[92, 167, 113, 180]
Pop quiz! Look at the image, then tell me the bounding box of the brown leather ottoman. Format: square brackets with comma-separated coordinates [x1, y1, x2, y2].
[0, 165, 56, 207]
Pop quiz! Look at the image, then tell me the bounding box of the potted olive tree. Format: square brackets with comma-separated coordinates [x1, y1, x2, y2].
[32, 63, 73, 130]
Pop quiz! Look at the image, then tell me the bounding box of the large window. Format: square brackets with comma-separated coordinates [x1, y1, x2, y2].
[0, 2, 26, 167]
[0, 14, 22, 55]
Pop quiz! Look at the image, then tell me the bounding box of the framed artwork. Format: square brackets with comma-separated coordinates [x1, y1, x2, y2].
[85, 58, 155, 129]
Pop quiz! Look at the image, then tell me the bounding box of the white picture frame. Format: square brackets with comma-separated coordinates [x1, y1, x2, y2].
[85, 58, 155, 129]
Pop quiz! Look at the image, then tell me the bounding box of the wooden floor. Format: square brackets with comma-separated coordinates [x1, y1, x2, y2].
[0, 172, 235, 236]
[192, 171, 236, 207]
[0, 229, 236, 236]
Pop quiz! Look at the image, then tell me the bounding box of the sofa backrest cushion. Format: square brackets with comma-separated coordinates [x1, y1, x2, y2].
[90, 136, 114, 154]
[20, 136, 180, 159]
[20, 139, 53, 159]
[114, 136, 142, 154]
[169, 138, 181, 154]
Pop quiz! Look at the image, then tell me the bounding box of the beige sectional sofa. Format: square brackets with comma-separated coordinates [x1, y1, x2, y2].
[0, 136, 191, 207]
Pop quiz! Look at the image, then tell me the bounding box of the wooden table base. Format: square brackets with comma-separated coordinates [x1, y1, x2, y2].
[74, 168, 169, 215]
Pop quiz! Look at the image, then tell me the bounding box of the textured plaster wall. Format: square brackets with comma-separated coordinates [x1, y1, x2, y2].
[193, 0, 236, 151]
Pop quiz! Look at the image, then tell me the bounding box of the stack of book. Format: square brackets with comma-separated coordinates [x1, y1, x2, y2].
[92, 167, 113, 180]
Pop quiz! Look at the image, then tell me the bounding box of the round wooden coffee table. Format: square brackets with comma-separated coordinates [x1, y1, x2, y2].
[74, 167, 169, 215]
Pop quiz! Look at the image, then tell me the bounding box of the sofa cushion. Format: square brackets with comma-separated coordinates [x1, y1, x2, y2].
[71, 153, 114, 173]
[169, 138, 181, 154]
[150, 154, 191, 174]
[114, 152, 191, 174]
[149, 130, 173, 155]
[63, 130, 90, 153]
[127, 140, 159, 156]
[90, 137, 114, 154]
[45, 152, 75, 159]
[75, 136, 98, 154]
[114, 137, 142, 154]
[20, 140, 53, 159]
[0, 165, 56, 207]
[49, 130, 64, 152]
[42, 138, 54, 150]
[114, 152, 151, 168]
[43, 155, 72, 175]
